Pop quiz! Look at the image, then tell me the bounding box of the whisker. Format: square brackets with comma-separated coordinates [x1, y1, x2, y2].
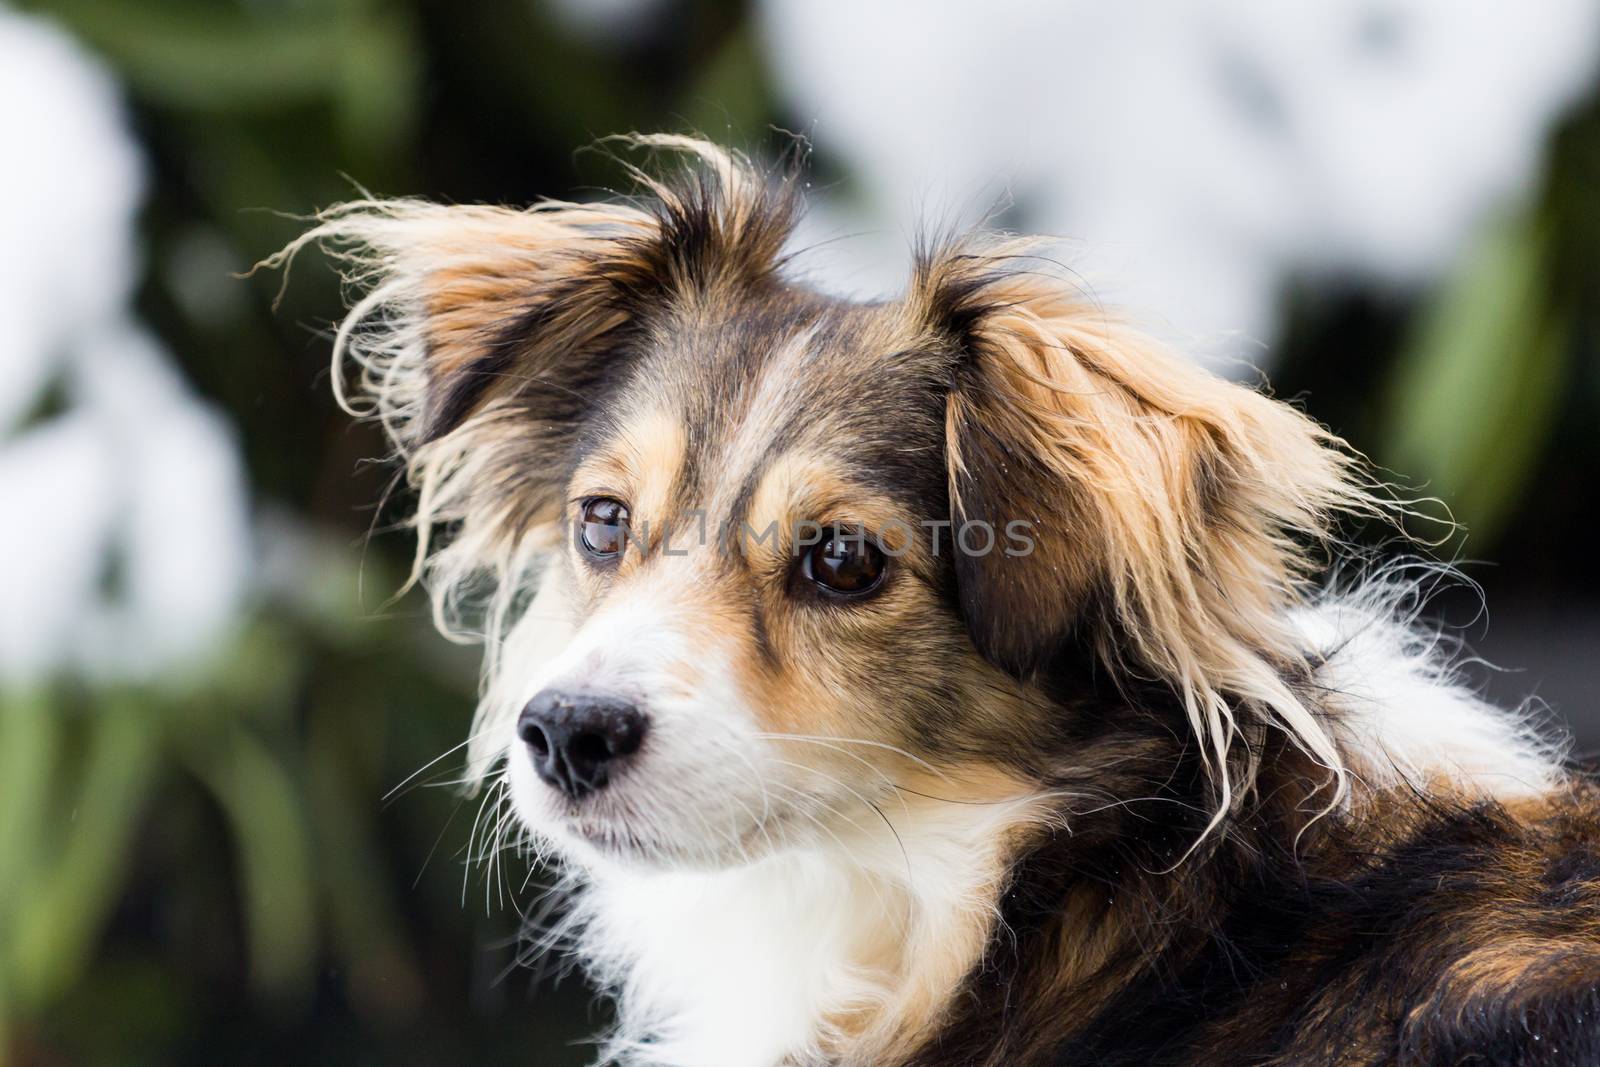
[753, 733, 952, 782]
[699, 733, 780, 857]
[757, 733, 1032, 807]
[461, 777, 506, 908]
[383, 722, 501, 806]
[767, 758, 914, 887]
[412, 790, 470, 889]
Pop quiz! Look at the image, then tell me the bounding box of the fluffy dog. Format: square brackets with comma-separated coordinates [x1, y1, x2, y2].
[277, 137, 1598, 1067]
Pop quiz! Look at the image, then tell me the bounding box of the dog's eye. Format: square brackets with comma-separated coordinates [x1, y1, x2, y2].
[579, 497, 630, 560]
[801, 528, 887, 598]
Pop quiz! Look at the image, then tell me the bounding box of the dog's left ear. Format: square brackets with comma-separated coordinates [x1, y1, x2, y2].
[919, 249, 1373, 694]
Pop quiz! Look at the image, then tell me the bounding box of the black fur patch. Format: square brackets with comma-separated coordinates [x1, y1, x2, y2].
[910, 766, 1600, 1067]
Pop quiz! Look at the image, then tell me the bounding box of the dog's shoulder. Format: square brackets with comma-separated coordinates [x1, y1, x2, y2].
[1086, 783, 1600, 1067]
[1388, 783, 1600, 1067]
[909, 782, 1600, 1067]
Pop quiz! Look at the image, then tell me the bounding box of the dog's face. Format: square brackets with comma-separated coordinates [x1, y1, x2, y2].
[498, 291, 1049, 868]
[304, 140, 1364, 872]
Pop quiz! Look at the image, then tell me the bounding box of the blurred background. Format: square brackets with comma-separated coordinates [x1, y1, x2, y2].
[2, 0, 1597, 1062]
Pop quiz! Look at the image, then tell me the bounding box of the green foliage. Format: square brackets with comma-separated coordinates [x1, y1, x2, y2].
[1, 583, 452, 1041]
[1377, 94, 1600, 552]
[1381, 212, 1569, 546]
[5, 694, 158, 1012]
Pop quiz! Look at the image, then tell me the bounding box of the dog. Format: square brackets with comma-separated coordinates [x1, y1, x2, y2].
[277, 136, 1600, 1066]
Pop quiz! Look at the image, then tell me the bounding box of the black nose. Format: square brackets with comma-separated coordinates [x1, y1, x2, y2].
[517, 691, 648, 799]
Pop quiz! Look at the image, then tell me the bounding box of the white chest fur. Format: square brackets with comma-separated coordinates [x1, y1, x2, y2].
[568, 797, 1041, 1067]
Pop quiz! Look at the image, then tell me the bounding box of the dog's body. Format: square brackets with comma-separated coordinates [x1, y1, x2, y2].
[281, 138, 1600, 1066]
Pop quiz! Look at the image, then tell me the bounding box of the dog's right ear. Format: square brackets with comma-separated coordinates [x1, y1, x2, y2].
[266, 138, 797, 546]
[347, 198, 665, 449]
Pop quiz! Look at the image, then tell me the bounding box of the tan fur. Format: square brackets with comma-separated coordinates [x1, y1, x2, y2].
[915, 258, 1386, 826]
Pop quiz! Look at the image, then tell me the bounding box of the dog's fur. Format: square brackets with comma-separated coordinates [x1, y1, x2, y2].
[275, 137, 1600, 1066]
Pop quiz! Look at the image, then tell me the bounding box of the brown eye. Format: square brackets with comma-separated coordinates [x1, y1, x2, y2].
[579, 497, 630, 560]
[801, 528, 887, 598]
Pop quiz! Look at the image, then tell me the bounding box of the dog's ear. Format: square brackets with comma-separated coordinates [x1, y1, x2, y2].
[918, 244, 1378, 797]
[928, 255, 1364, 678]
[346, 197, 659, 449]
[270, 138, 796, 541]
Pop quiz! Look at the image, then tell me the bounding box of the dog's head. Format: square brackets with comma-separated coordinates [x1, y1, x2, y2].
[287, 138, 1373, 870]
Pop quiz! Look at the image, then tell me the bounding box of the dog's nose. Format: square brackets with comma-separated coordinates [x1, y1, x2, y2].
[517, 691, 648, 799]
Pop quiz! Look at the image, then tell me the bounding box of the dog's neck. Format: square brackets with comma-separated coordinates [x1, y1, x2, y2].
[568, 784, 1050, 1067]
